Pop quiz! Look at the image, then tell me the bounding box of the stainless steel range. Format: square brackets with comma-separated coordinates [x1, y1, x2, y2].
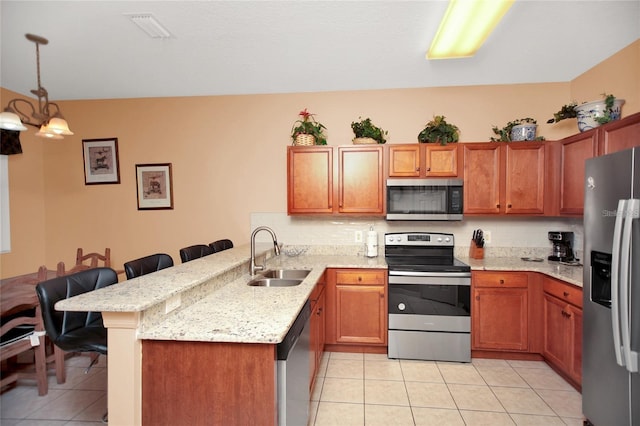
[385, 232, 471, 362]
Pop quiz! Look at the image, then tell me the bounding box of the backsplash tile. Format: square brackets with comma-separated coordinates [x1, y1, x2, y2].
[250, 213, 584, 259]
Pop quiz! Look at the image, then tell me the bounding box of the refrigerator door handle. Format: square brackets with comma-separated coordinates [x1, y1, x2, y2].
[620, 198, 639, 373]
[611, 199, 626, 367]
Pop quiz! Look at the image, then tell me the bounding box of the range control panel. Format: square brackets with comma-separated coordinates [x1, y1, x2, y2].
[385, 232, 454, 246]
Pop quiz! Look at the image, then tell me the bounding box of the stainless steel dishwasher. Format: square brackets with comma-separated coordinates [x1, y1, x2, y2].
[277, 300, 311, 426]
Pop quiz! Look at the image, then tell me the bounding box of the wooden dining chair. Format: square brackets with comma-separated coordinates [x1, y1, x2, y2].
[57, 248, 111, 277]
[1, 280, 48, 395]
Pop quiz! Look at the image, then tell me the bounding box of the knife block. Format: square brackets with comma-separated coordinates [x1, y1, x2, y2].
[469, 240, 484, 259]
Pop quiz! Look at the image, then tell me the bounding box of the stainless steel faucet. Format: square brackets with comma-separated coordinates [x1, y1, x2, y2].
[250, 226, 281, 275]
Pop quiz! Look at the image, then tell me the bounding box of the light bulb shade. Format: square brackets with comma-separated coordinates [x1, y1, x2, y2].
[35, 124, 63, 140]
[427, 0, 514, 59]
[0, 111, 28, 131]
[47, 117, 74, 135]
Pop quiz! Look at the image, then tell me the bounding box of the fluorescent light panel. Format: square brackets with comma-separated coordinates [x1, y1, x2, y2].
[126, 13, 172, 39]
[427, 0, 514, 59]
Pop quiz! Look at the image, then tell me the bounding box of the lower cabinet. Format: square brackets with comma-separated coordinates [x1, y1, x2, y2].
[542, 276, 583, 386]
[309, 275, 326, 392]
[472, 271, 529, 351]
[325, 268, 387, 346]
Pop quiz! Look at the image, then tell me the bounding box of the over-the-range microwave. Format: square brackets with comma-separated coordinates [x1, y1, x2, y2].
[386, 178, 463, 221]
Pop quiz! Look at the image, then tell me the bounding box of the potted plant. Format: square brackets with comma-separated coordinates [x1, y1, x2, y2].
[491, 118, 543, 142]
[291, 108, 327, 145]
[350, 117, 387, 144]
[548, 93, 625, 132]
[417, 115, 460, 145]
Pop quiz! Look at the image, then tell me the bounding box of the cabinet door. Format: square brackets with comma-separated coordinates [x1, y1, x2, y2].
[463, 143, 502, 214]
[389, 145, 420, 177]
[337, 146, 384, 214]
[287, 146, 333, 214]
[505, 143, 545, 214]
[424, 144, 459, 177]
[599, 112, 640, 155]
[472, 287, 528, 351]
[335, 284, 386, 345]
[568, 305, 582, 385]
[310, 288, 325, 392]
[542, 293, 568, 370]
[558, 132, 597, 215]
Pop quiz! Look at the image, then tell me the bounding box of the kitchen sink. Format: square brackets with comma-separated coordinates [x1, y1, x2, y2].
[247, 278, 303, 287]
[260, 269, 311, 279]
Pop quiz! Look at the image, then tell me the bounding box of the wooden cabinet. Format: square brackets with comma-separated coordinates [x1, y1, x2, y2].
[463, 143, 501, 214]
[287, 146, 333, 214]
[388, 144, 459, 177]
[598, 112, 640, 155]
[325, 268, 387, 346]
[337, 146, 384, 214]
[542, 276, 583, 386]
[463, 142, 546, 215]
[310, 274, 326, 392]
[287, 145, 384, 215]
[554, 112, 640, 216]
[472, 271, 529, 351]
[557, 131, 598, 216]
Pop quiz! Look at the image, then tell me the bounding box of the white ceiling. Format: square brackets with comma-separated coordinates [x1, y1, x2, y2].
[1, 0, 639, 101]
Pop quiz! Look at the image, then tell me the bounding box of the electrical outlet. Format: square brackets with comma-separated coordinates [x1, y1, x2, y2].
[165, 294, 181, 314]
[355, 230, 363, 243]
[484, 230, 492, 244]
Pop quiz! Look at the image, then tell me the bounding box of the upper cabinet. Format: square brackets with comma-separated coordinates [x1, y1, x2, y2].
[287, 146, 334, 214]
[388, 144, 459, 177]
[287, 145, 384, 216]
[463, 142, 546, 215]
[554, 112, 640, 216]
[599, 112, 640, 155]
[556, 132, 598, 216]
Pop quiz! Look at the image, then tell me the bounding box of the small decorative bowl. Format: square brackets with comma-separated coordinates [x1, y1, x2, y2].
[510, 123, 537, 141]
[576, 99, 625, 132]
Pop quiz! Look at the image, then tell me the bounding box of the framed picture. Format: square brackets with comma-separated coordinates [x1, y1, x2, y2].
[82, 138, 120, 184]
[135, 163, 174, 210]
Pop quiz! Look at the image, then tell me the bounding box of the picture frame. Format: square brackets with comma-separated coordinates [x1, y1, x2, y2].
[82, 138, 120, 184]
[135, 163, 174, 210]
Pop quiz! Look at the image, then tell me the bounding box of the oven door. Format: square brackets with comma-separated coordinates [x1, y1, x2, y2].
[388, 273, 471, 332]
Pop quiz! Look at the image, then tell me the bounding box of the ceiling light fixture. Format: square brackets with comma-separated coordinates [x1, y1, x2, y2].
[0, 34, 73, 139]
[427, 0, 514, 59]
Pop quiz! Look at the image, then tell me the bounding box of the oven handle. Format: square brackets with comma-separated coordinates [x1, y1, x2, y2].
[388, 275, 471, 286]
[389, 271, 471, 278]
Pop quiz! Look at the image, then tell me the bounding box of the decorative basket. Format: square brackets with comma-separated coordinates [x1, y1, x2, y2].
[294, 134, 316, 146]
[353, 137, 377, 145]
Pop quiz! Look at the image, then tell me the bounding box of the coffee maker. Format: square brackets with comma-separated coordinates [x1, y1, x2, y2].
[548, 231, 575, 261]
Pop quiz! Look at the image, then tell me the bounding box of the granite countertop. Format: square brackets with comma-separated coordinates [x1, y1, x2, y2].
[139, 254, 386, 344]
[56, 243, 581, 346]
[460, 256, 583, 287]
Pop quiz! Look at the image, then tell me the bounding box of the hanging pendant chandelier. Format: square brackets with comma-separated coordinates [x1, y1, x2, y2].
[0, 34, 73, 139]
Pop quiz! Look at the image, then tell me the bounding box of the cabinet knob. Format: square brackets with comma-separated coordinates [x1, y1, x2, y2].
[563, 291, 570, 297]
[416, 167, 420, 172]
[496, 204, 501, 208]
[426, 167, 431, 172]
[507, 204, 512, 208]
[499, 279, 505, 284]
[358, 276, 362, 281]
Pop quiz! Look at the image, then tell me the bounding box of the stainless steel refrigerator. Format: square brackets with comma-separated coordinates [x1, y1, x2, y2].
[583, 147, 639, 426]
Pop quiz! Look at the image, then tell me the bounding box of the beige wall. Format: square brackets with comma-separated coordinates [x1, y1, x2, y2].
[2, 39, 638, 278]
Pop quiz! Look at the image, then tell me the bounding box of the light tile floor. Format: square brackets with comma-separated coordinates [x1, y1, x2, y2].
[310, 352, 584, 426]
[2, 352, 584, 426]
[1, 355, 107, 425]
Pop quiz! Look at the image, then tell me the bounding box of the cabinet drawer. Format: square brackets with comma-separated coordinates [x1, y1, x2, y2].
[336, 270, 386, 285]
[543, 278, 582, 309]
[473, 271, 528, 288]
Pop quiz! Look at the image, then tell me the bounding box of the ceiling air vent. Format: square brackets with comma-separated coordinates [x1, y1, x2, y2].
[125, 13, 172, 39]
